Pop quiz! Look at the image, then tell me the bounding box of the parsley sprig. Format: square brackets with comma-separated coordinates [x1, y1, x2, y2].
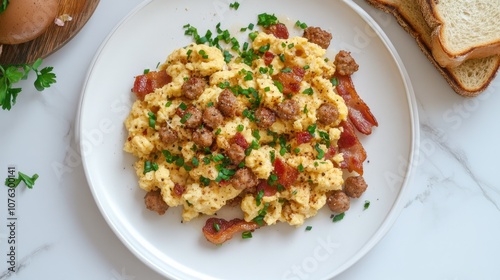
[0, 58, 57, 110]
[5, 172, 39, 189]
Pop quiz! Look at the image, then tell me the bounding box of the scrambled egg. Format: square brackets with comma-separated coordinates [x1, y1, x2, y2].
[124, 32, 348, 226]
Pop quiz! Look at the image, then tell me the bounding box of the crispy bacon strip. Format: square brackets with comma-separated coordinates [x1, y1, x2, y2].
[202, 218, 260, 244]
[273, 157, 299, 189]
[232, 132, 250, 149]
[273, 67, 305, 94]
[296, 131, 313, 145]
[337, 120, 367, 175]
[132, 70, 172, 100]
[335, 74, 378, 135]
[264, 23, 289, 39]
[256, 179, 277, 197]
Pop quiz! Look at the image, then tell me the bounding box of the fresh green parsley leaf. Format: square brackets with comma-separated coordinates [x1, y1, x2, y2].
[200, 176, 211, 186]
[0, 58, 56, 110]
[305, 226, 312, 231]
[5, 172, 39, 189]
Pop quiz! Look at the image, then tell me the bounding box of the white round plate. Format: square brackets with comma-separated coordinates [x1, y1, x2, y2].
[78, 0, 419, 279]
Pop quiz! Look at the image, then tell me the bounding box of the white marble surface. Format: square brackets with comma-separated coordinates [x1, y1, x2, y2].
[1, 0, 499, 279]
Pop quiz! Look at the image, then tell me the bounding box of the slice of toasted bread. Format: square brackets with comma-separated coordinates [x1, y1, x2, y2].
[365, 0, 500, 97]
[417, 0, 500, 68]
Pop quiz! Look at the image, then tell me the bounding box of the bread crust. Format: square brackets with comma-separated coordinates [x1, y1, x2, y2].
[417, 0, 500, 68]
[365, 0, 500, 97]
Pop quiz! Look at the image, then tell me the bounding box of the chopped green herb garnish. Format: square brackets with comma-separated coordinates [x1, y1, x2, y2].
[242, 231, 253, 239]
[200, 176, 211, 186]
[249, 31, 258, 41]
[332, 212, 345, 222]
[364, 200, 370, 210]
[180, 112, 192, 124]
[215, 128, 222, 135]
[267, 174, 278, 186]
[192, 157, 200, 167]
[258, 44, 271, 53]
[198, 49, 209, 59]
[0, 58, 57, 111]
[256, 189, 264, 206]
[175, 157, 185, 167]
[148, 112, 156, 128]
[330, 77, 339, 87]
[213, 222, 221, 232]
[307, 123, 317, 136]
[305, 226, 312, 231]
[295, 20, 308, 29]
[278, 53, 285, 62]
[269, 150, 276, 163]
[165, 101, 172, 107]
[318, 130, 331, 148]
[274, 80, 284, 93]
[229, 2, 240, 9]
[179, 102, 188, 110]
[298, 163, 304, 172]
[202, 157, 211, 165]
[315, 143, 325, 159]
[223, 50, 233, 63]
[237, 124, 244, 132]
[302, 88, 314, 95]
[257, 13, 279, 28]
[252, 129, 261, 140]
[143, 161, 159, 174]
[281, 67, 292, 73]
